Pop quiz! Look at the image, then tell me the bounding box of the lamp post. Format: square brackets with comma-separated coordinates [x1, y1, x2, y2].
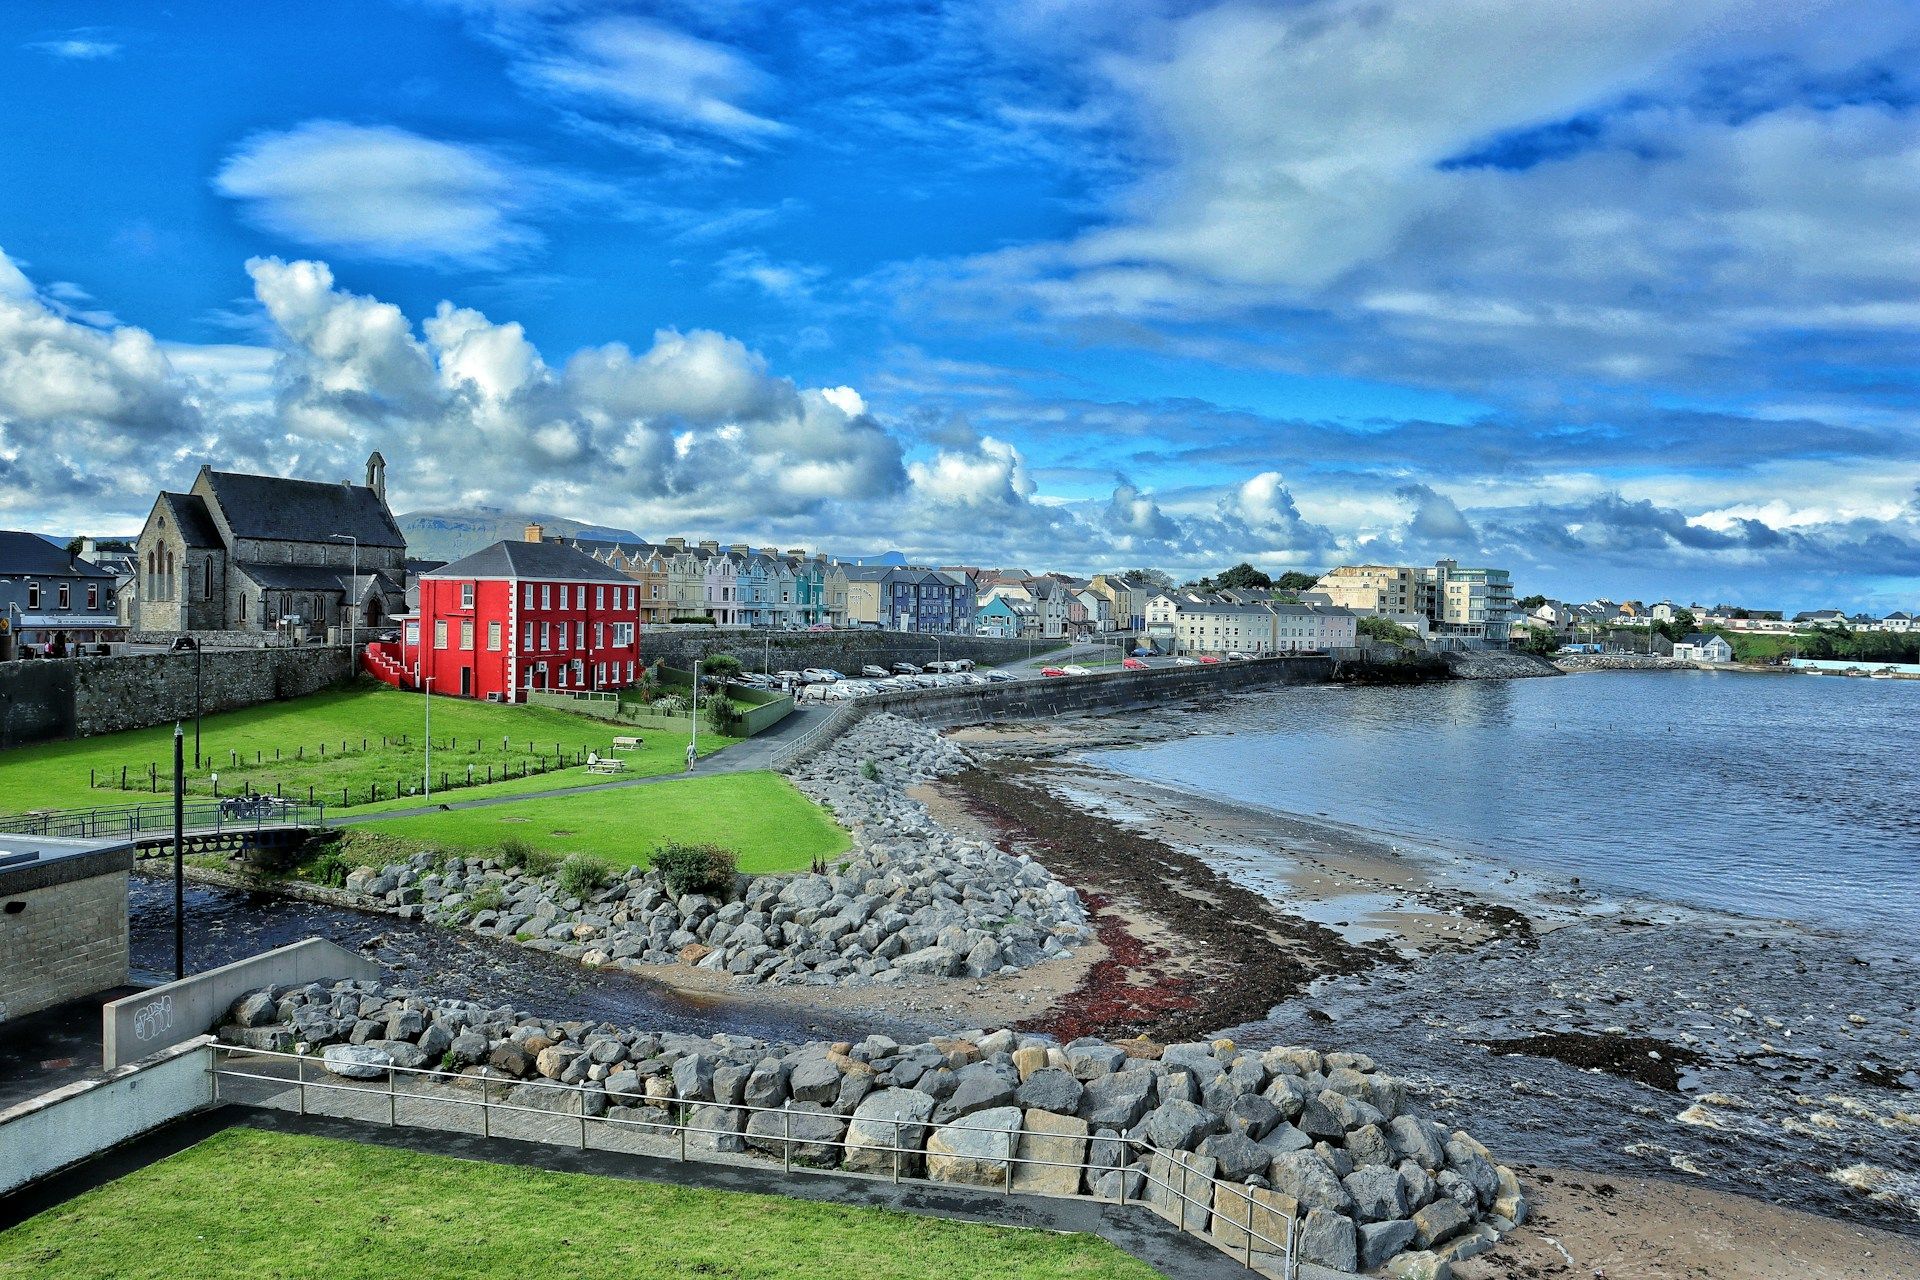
[330, 534, 358, 653]
[188, 636, 202, 768]
[690, 658, 701, 756]
[172, 722, 185, 980]
[414, 663, 434, 797]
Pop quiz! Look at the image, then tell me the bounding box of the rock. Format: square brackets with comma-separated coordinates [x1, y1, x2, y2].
[1228, 1093, 1282, 1141]
[1080, 1070, 1154, 1128]
[744, 1104, 847, 1167]
[1385, 1250, 1450, 1280]
[941, 1063, 1017, 1119]
[895, 946, 961, 978]
[1197, 1131, 1272, 1182]
[1269, 1150, 1352, 1214]
[788, 1053, 843, 1104]
[322, 1044, 391, 1079]
[1091, 1168, 1146, 1201]
[1065, 1040, 1126, 1079]
[685, 1103, 746, 1153]
[1390, 1115, 1448, 1170]
[447, 1031, 488, 1065]
[926, 1106, 1023, 1187]
[1299, 1207, 1359, 1273]
[535, 1045, 579, 1080]
[672, 1052, 715, 1102]
[1210, 1183, 1299, 1253]
[1346, 1122, 1394, 1169]
[1011, 1045, 1049, 1081]
[1492, 1165, 1529, 1223]
[1145, 1099, 1223, 1151]
[1014, 1068, 1083, 1115]
[1411, 1198, 1471, 1250]
[844, 1088, 937, 1174]
[1359, 1219, 1420, 1271]
[1344, 1165, 1408, 1222]
[1259, 1123, 1313, 1159]
[232, 991, 278, 1028]
[488, 1042, 532, 1077]
[1011, 1109, 1088, 1196]
[743, 1057, 790, 1108]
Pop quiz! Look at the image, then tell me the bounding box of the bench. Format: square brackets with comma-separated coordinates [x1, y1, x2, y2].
[609, 736, 644, 753]
[586, 757, 629, 775]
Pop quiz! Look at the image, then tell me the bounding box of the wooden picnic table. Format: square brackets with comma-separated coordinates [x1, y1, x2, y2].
[610, 735, 644, 752]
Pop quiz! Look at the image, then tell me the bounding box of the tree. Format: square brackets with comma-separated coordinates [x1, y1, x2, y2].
[1274, 571, 1319, 591]
[1357, 616, 1417, 649]
[1672, 607, 1697, 631]
[1516, 594, 1547, 610]
[1514, 625, 1561, 656]
[1213, 562, 1271, 590]
[1125, 568, 1175, 591]
[64, 536, 85, 556]
[699, 654, 743, 687]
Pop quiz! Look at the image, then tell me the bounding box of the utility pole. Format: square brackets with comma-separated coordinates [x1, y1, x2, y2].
[415, 663, 434, 796]
[172, 722, 185, 980]
[193, 638, 203, 768]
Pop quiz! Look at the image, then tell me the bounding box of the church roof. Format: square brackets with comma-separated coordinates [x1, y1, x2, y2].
[157, 491, 222, 549]
[202, 469, 404, 548]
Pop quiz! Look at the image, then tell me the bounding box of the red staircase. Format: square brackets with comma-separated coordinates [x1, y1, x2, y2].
[362, 641, 415, 689]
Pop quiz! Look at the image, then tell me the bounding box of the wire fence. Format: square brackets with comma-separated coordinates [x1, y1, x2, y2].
[210, 1044, 1297, 1278]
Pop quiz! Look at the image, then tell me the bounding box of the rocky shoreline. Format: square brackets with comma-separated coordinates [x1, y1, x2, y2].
[216, 977, 1528, 1277]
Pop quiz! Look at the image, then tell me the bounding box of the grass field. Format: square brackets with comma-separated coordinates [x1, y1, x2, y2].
[0, 1128, 1158, 1280]
[340, 771, 849, 873]
[0, 683, 734, 816]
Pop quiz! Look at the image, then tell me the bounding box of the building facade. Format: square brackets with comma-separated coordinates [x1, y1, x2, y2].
[0, 532, 125, 654]
[132, 453, 406, 637]
[397, 537, 641, 702]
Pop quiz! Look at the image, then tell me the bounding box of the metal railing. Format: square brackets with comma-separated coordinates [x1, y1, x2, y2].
[210, 1044, 1296, 1277]
[0, 797, 327, 841]
[767, 701, 862, 773]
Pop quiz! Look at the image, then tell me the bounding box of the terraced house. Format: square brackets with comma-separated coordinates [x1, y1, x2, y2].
[839, 566, 976, 632]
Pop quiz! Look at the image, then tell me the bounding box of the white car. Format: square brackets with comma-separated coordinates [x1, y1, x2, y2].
[1173, 656, 1199, 666]
[1060, 664, 1090, 676]
[801, 668, 838, 683]
[860, 665, 890, 678]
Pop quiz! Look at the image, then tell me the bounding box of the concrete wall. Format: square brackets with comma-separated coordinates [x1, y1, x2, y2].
[102, 937, 381, 1070]
[0, 847, 132, 1024]
[0, 645, 355, 748]
[0, 1038, 214, 1195]
[639, 630, 1065, 677]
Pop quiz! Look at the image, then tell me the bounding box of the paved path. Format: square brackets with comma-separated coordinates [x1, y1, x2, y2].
[328, 702, 834, 826]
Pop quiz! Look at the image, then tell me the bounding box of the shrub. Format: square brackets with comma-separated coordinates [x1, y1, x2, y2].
[650, 842, 738, 898]
[556, 853, 608, 901]
[498, 837, 557, 877]
[859, 757, 879, 782]
[650, 694, 689, 715]
[306, 849, 353, 888]
[459, 884, 505, 919]
[707, 697, 744, 735]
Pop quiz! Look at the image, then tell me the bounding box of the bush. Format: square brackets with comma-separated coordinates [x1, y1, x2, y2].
[859, 758, 879, 782]
[498, 837, 557, 877]
[556, 853, 608, 901]
[650, 842, 738, 898]
[650, 694, 689, 715]
[306, 849, 353, 888]
[463, 884, 505, 918]
[707, 697, 744, 735]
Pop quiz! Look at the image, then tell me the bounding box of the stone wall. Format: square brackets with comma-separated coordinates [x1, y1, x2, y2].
[639, 630, 1067, 677]
[0, 646, 355, 748]
[0, 849, 132, 1022]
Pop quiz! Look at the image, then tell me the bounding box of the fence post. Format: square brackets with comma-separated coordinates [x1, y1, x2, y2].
[783, 1109, 792, 1173]
[481, 1073, 491, 1139]
[297, 1049, 307, 1116]
[892, 1111, 902, 1184]
[388, 1070, 397, 1126]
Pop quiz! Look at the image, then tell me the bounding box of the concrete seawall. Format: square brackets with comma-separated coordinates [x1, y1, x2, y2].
[640, 631, 1067, 676]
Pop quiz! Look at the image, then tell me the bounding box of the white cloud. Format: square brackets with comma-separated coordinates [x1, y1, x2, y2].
[214, 122, 550, 265]
[25, 36, 122, 60]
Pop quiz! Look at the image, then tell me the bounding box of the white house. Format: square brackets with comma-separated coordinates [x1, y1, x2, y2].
[1672, 632, 1734, 663]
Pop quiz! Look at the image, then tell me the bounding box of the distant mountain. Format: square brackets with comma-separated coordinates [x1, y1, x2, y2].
[396, 509, 642, 562]
[838, 550, 910, 566]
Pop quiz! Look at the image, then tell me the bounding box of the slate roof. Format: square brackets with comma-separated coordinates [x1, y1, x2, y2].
[202, 469, 404, 547]
[424, 539, 633, 583]
[1679, 632, 1723, 646]
[157, 491, 222, 549]
[0, 531, 116, 578]
[232, 562, 354, 592]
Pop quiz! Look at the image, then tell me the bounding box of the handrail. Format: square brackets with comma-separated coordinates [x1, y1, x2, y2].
[0, 797, 327, 841]
[768, 701, 862, 773]
[210, 1044, 1296, 1277]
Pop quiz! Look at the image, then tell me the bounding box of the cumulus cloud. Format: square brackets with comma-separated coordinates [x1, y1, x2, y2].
[214, 122, 556, 265]
[25, 33, 122, 60]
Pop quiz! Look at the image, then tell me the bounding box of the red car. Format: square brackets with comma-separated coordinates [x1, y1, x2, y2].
[1199, 655, 1222, 665]
[1040, 666, 1068, 678]
[1122, 657, 1149, 671]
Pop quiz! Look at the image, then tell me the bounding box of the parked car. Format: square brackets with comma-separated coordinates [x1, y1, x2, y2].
[860, 665, 890, 678]
[1039, 666, 1068, 678]
[774, 669, 803, 684]
[1173, 656, 1198, 666]
[951, 658, 975, 671]
[169, 635, 199, 652]
[889, 662, 921, 675]
[800, 668, 838, 683]
[1122, 657, 1149, 671]
[1060, 664, 1090, 676]
[1199, 655, 1222, 665]
[1225, 651, 1252, 662]
[983, 670, 1015, 682]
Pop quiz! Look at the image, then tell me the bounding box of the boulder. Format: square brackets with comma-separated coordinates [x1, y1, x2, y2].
[1011, 1044, 1049, 1081]
[744, 1104, 847, 1167]
[895, 946, 961, 977]
[1299, 1207, 1359, 1273]
[843, 1088, 937, 1174]
[1390, 1115, 1448, 1170]
[672, 1052, 715, 1101]
[1145, 1099, 1222, 1151]
[1197, 1131, 1271, 1182]
[1345, 1164, 1409, 1223]
[743, 1057, 790, 1109]
[941, 1062, 1017, 1119]
[1359, 1219, 1420, 1272]
[1011, 1108, 1088, 1196]
[685, 1103, 746, 1153]
[488, 1042, 532, 1077]
[1385, 1251, 1451, 1280]
[926, 1106, 1023, 1188]
[322, 1044, 391, 1079]
[788, 1053, 843, 1104]
[1411, 1198, 1471, 1250]
[1210, 1182, 1299, 1254]
[1080, 1070, 1154, 1129]
[1014, 1068, 1083, 1115]
[232, 991, 278, 1029]
[1268, 1150, 1352, 1215]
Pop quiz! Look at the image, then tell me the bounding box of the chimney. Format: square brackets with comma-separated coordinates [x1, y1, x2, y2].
[699, 540, 719, 553]
[524, 523, 544, 543]
[729, 543, 749, 555]
[365, 450, 387, 503]
[787, 548, 805, 556]
[759, 546, 779, 557]
[666, 536, 687, 550]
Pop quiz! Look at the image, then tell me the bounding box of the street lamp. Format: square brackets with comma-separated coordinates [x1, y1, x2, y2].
[172, 721, 185, 980]
[330, 534, 358, 653]
[414, 662, 434, 797]
[689, 658, 701, 767]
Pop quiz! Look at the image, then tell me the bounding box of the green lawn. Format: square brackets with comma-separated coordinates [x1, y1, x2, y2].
[0, 1129, 1158, 1280]
[341, 770, 849, 874]
[0, 683, 734, 816]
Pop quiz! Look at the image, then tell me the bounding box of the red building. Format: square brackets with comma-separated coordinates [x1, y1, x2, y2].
[388, 539, 641, 702]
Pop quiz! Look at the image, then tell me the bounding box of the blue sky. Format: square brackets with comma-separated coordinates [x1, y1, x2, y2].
[2, 0, 1918, 610]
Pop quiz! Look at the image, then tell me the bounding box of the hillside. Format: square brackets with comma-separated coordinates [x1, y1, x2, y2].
[396, 509, 643, 561]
